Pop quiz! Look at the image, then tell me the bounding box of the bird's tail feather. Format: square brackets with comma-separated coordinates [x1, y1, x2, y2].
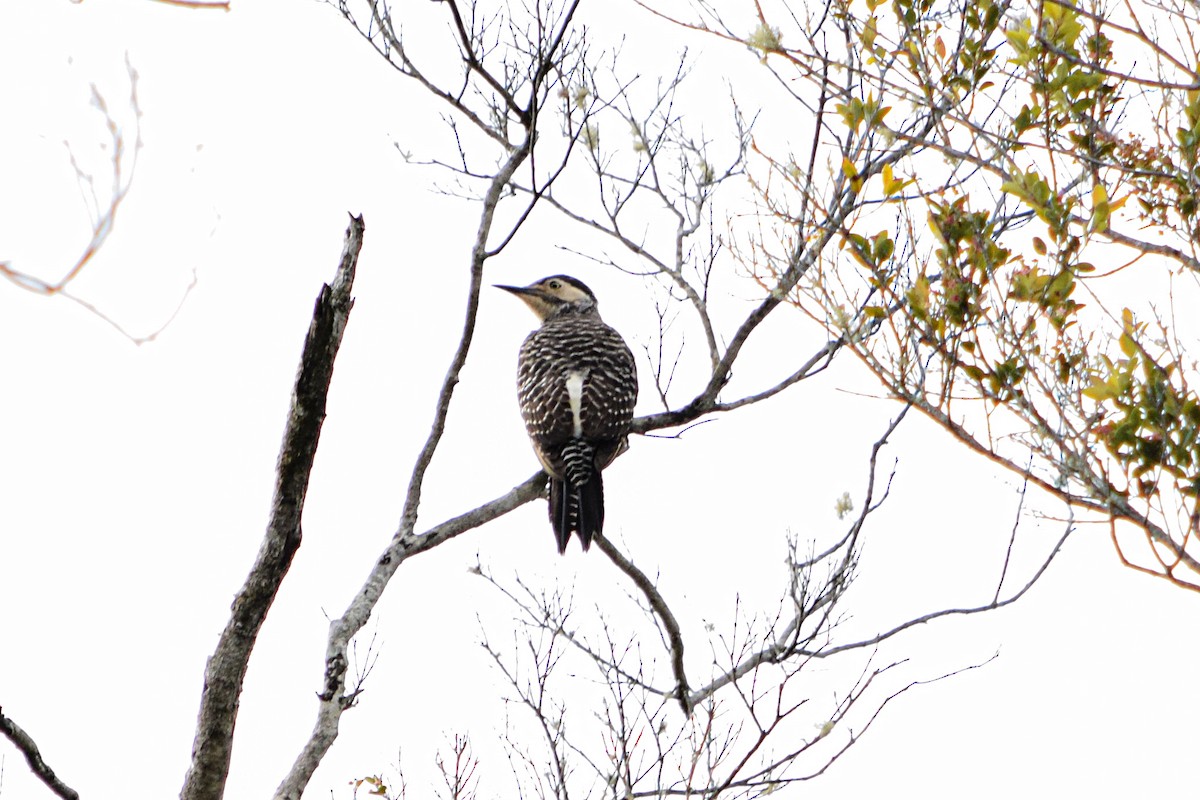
[549, 440, 604, 553]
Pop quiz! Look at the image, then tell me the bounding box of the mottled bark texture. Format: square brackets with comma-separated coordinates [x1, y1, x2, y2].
[179, 215, 364, 800]
[0, 706, 79, 800]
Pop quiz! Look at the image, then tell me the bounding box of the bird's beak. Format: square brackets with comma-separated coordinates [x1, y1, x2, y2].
[495, 283, 554, 321]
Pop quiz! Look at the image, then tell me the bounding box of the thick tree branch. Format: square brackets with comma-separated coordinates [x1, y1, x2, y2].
[179, 214, 364, 800]
[0, 707, 79, 800]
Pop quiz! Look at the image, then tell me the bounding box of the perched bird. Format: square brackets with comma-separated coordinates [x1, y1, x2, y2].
[496, 275, 638, 553]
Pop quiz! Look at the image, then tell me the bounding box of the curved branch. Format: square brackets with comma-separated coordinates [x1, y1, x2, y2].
[819, 520, 1074, 658]
[593, 533, 692, 714]
[689, 407, 906, 704]
[0, 707, 78, 800]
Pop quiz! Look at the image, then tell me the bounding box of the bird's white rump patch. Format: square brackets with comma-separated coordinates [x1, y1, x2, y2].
[566, 370, 586, 437]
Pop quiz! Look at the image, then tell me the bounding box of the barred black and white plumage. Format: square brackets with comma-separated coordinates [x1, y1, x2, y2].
[496, 275, 638, 553]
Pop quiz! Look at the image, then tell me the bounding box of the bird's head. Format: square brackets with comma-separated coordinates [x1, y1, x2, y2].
[495, 275, 598, 321]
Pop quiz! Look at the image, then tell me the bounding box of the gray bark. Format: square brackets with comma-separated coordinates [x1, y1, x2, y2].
[178, 215, 365, 800]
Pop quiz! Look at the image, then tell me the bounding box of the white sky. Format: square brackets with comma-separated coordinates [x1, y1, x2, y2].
[1, 1, 1197, 799]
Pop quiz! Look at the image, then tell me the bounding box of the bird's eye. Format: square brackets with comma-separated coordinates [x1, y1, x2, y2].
[548, 280, 561, 289]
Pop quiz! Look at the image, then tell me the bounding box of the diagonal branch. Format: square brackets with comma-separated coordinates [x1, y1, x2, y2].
[179, 214, 364, 800]
[593, 534, 692, 714]
[0, 707, 79, 800]
[273, 471, 547, 800]
[398, 127, 534, 535]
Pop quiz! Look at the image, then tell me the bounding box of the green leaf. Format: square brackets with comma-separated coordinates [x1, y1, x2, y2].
[907, 275, 931, 319]
[873, 232, 895, 261]
[1042, 2, 1084, 50]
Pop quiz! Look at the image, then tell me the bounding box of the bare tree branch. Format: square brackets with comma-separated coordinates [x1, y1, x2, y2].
[179, 214, 364, 800]
[593, 534, 693, 714]
[0, 61, 140, 300]
[274, 6, 588, 796]
[0, 707, 78, 800]
[149, 0, 230, 8]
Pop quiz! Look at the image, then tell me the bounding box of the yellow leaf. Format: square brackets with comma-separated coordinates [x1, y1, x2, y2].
[907, 275, 931, 317]
[881, 163, 907, 197]
[863, 16, 878, 51]
[1091, 182, 1110, 232]
[841, 157, 862, 192]
[1119, 332, 1138, 357]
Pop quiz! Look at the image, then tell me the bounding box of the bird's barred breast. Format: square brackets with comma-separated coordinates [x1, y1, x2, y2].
[517, 319, 637, 445]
